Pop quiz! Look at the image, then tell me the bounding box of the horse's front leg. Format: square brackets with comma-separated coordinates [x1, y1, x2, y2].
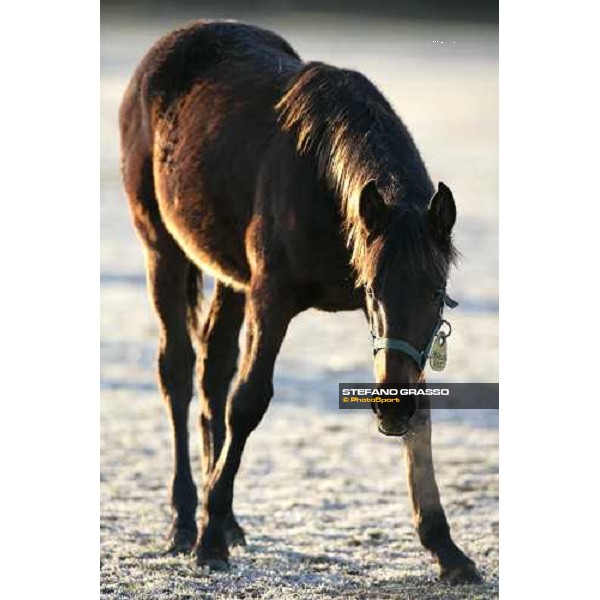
[404, 402, 482, 584]
[195, 281, 298, 570]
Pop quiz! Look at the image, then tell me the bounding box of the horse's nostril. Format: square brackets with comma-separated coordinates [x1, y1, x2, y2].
[391, 395, 418, 421]
[377, 416, 410, 437]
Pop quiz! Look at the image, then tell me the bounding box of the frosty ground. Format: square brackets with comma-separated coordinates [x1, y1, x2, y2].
[101, 12, 498, 599]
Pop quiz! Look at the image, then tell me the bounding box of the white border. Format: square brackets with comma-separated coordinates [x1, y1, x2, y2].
[0, 1, 99, 597]
[501, 0, 599, 595]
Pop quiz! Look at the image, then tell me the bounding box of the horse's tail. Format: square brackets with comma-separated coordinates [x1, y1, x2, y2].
[186, 264, 204, 333]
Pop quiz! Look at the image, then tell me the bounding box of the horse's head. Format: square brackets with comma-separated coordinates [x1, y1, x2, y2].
[357, 180, 458, 436]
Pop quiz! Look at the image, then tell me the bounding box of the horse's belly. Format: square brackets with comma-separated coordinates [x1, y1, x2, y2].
[153, 164, 251, 290]
[168, 220, 250, 291]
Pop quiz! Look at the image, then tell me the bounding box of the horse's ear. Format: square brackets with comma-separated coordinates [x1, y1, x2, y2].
[359, 181, 389, 235]
[428, 182, 456, 241]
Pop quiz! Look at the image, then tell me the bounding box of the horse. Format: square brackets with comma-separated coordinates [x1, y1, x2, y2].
[119, 20, 481, 584]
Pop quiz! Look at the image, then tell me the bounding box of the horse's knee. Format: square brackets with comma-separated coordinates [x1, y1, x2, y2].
[228, 380, 273, 436]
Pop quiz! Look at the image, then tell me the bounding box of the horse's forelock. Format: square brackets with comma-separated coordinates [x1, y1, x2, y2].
[352, 209, 458, 288]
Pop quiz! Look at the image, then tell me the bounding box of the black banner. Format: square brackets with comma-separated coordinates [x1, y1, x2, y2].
[338, 383, 499, 409]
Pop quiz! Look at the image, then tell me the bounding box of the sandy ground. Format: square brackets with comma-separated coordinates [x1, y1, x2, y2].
[101, 12, 498, 599]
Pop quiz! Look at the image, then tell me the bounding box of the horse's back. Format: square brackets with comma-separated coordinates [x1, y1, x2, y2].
[120, 21, 300, 147]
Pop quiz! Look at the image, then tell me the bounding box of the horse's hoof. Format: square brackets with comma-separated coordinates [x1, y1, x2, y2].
[165, 526, 198, 555]
[196, 554, 230, 571]
[225, 522, 247, 547]
[439, 560, 483, 585]
[196, 519, 230, 569]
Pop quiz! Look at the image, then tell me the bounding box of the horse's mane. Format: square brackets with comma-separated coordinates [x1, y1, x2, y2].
[276, 62, 456, 285]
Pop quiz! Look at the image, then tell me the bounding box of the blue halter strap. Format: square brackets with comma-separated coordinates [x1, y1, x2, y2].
[368, 289, 458, 370]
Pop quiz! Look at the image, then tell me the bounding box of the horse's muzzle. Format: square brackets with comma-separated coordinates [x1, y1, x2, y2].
[377, 417, 411, 437]
[373, 394, 418, 437]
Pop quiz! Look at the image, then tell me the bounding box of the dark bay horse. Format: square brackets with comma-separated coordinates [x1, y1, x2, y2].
[119, 21, 481, 584]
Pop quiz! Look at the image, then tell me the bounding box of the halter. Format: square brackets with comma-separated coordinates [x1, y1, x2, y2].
[367, 287, 458, 371]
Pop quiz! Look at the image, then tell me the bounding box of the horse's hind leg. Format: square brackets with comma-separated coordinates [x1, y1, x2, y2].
[137, 244, 198, 553]
[146, 248, 199, 553]
[404, 402, 482, 584]
[122, 147, 199, 553]
[194, 281, 246, 546]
